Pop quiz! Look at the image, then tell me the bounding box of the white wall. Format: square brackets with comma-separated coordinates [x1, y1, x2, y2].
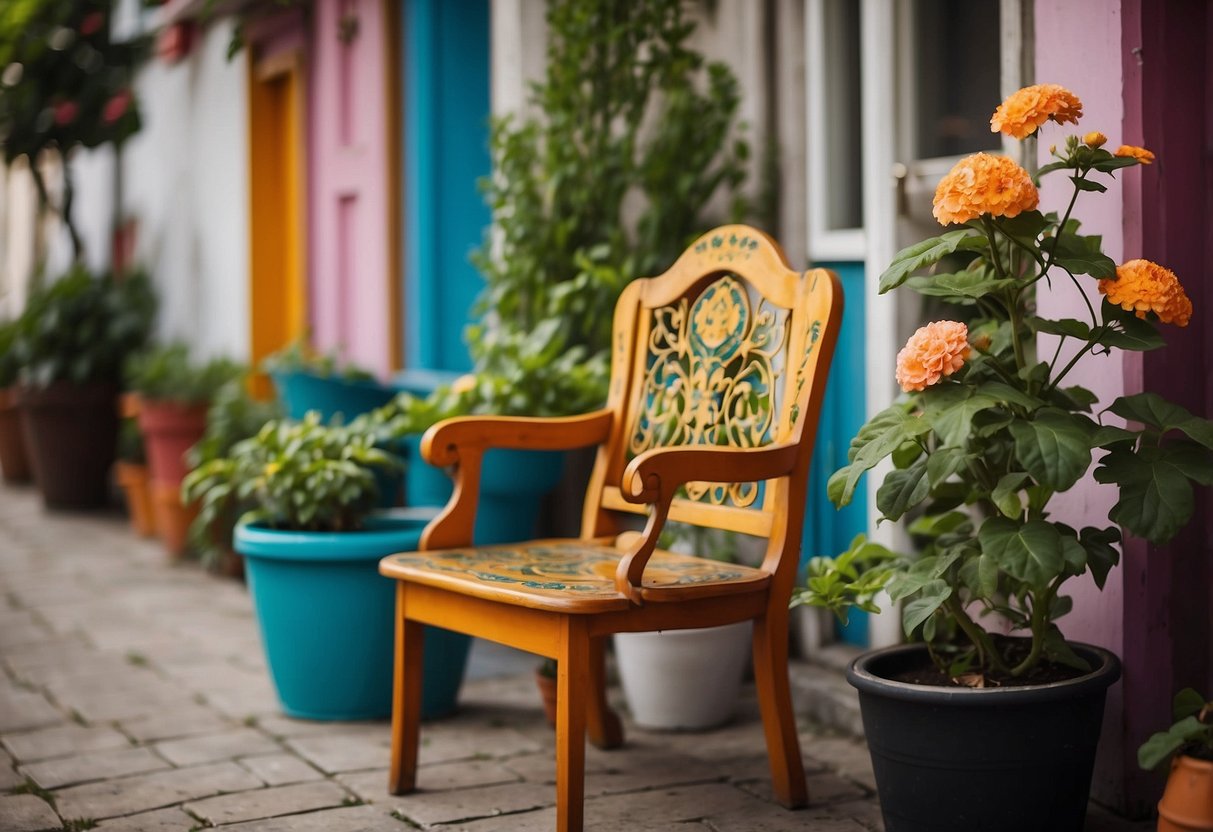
[36, 17, 250, 363]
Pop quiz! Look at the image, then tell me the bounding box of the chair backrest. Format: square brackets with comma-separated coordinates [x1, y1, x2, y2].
[581, 225, 842, 578]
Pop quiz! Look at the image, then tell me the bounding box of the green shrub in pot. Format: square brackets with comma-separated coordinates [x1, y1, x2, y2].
[124, 343, 245, 407]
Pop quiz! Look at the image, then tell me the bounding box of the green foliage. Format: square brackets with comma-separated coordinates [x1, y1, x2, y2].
[1138, 689, 1213, 770]
[182, 412, 400, 533]
[11, 266, 156, 387]
[0, 318, 19, 387]
[124, 343, 245, 405]
[116, 416, 144, 464]
[260, 339, 375, 382]
[454, 0, 749, 424]
[184, 381, 282, 564]
[0, 0, 150, 257]
[804, 105, 1213, 681]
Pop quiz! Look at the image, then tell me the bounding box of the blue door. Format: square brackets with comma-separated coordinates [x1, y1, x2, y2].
[402, 0, 491, 373]
[802, 261, 869, 645]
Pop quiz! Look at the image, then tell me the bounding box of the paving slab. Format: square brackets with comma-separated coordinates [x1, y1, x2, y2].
[238, 753, 326, 786]
[53, 761, 263, 820]
[390, 780, 558, 826]
[154, 727, 280, 766]
[220, 804, 407, 831]
[2, 722, 132, 763]
[183, 780, 351, 826]
[0, 686, 62, 734]
[20, 745, 169, 789]
[95, 806, 199, 831]
[0, 793, 61, 832]
[118, 707, 235, 743]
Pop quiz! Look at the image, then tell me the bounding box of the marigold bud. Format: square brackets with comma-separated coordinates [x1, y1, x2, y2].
[1084, 131, 1107, 148]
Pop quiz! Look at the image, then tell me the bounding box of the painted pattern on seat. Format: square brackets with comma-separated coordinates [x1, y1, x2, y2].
[383, 541, 766, 600]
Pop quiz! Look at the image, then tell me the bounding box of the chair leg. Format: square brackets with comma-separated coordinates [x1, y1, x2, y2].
[586, 636, 623, 750]
[555, 618, 589, 832]
[388, 584, 425, 795]
[752, 611, 808, 809]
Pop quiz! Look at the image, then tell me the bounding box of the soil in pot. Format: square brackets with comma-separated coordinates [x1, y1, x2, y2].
[848, 642, 1121, 832]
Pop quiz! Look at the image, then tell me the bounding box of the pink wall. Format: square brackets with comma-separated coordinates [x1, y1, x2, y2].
[1033, 0, 1128, 805]
[309, 0, 393, 377]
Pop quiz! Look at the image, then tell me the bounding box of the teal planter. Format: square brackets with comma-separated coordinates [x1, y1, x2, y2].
[270, 371, 396, 423]
[401, 437, 564, 544]
[234, 512, 471, 721]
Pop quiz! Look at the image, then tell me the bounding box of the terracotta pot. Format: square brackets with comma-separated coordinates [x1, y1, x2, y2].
[152, 480, 199, 559]
[535, 668, 558, 728]
[137, 400, 208, 487]
[1159, 754, 1213, 832]
[114, 461, 156, 537]
[0, 386, 33, 484]
[18, 381, 120, 509]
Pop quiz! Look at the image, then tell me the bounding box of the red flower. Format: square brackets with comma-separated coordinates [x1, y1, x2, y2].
[54, 101, 79, 126]
[80, 12, 105, 36]
[103, 90, 132, 125]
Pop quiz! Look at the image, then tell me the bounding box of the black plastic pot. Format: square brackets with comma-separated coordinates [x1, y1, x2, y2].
[847, 642, 1121, 832]
[18, 382, 120, 509]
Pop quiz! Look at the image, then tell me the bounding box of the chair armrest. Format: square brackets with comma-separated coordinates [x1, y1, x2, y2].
[418, 409, 614, 550]
[611, 442, 800, 604]
[420, 409, 615, 466]
[620, 442, 800, 505]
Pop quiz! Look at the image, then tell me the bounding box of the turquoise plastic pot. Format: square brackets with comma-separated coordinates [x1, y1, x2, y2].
[401, 436, 564, 544]
[270, 371, 396, 423]
[234, 513, 471, 721]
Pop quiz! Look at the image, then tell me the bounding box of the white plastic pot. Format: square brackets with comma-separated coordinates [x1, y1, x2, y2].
[614, 621, 751, 730]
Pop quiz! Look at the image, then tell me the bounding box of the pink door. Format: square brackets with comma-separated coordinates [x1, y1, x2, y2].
[309, 0, 397, 377]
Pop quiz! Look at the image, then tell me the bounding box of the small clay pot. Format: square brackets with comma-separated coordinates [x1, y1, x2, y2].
[114, 461, 156, 537]
[151, 480, 199, 559]
[137, 400, 208, 487]
[1158, 754, 1213, 832]
[0, 386, 33, 484]
[18, 381, 120, 509]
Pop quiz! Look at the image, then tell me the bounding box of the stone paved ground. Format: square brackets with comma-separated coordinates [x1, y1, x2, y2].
[0, 483, 1153, 831]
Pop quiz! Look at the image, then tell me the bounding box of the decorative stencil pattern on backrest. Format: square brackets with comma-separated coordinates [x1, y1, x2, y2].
[627, 272, 793, 507]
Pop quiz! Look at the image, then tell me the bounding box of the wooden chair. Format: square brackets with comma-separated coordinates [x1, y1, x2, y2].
[379, 225, 842, 832]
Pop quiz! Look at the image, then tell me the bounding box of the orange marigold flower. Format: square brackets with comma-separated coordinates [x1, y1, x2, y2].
[1114, 144, 1155, 164]
[990, 84, 1083, 139]
[1084, 131, 1108, 148]
[896, 321, 971, 392]
[932, 153, 1039, 226]
[1099, 260, 1192, 327]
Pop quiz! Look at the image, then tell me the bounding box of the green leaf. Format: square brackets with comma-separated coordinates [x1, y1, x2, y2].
[976, 553, 1001, 598]
[1092, 425, 1137, 447]
[1174, 688, 1207, 721]
[907, 270, 1017, 300]
[1094, 445, 1199, 543]
[1138, 717, 1207, 770]
[926, 448, 969, 488]
[901, 579, 952, 635]
[1079, 526, 1121, 589]
[922, 386, 1004, 447]
[1110, 393, 1213, 450]
[833, 407, 931, 508]
[1052, 233, 1117, 278]
[1009, 408, 1093, 491]
[991, 473, 1029, 519]
[1091, 155, 1139, 174]
[1098, 305, 1166, 351]
[979, 517, 1066, 586]
[1071, 176, 1108, 193]
[878, 231, 987, 293]
[1043, 625, 1091, 671]
[1027, 317, 1091, 340]
[996, 210, 1050, 242]
[876, 460, 930, 521]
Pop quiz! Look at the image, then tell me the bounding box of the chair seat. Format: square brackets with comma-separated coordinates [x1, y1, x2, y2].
[379, 539, 771, 613]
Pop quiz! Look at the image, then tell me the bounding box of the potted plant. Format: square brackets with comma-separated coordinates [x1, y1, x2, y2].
[11, 266, 156, 508]
[614, 523, 753, 730]
[113, 416, 155, 537]
[183, 413, 470, 720]
[184, 380, 281, 577]
[797, 84, 1213, 832]
[1140, 689, 1213, 832]
[0, 319, 32, 484]
[124, 343, 244, 556]
[262, 339, 395, 423]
